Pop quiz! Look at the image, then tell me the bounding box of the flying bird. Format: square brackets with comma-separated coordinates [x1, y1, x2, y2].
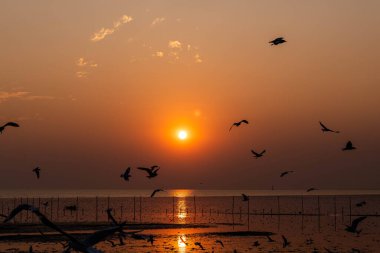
[215, 240, 224, 248]
[269, 37, 286, 46]
[32, 167, 41, 179]
[342, 141, 356, 151]
[356, 201, 366, 207]
[280, 171, 294, 177]
[229, 120, 249, 131]
[282, 235, 290, 248]
[120, 167, 131, 181]
[319, 121, 340, 133]
[306, 188, 317, 192]
[251, 149, 266, 158]
[150, 189, 164, 198]
[195, 242, 205, 250]
[241, 194, 249, 202]
[0, 122, 19, 134]
[137, 166, 160, 179]
[345, 216, 367, 234]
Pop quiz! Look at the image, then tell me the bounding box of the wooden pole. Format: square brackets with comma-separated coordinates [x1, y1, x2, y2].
[57, 197, 60, 222]
[139, 196, 142, 223]
[95, 196, 98, 222]
[349, 197, 352, 223]
[76, 196, 79, 222]
[247, 197, 250, 230]
[172, 196, 175, 222]
[50, 197, 53, 221]
[334, 196, 337, 231]
[133, 196, 136, 222]
[317, 196, 321, 232]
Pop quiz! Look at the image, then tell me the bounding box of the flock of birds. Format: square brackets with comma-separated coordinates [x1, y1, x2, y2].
[0, 37, 370, 253]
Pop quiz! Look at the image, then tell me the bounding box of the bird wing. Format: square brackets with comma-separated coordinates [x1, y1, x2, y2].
[229, 124, 235, 131]
[4, 122, 19, 128]
[319, 121, 328, 130]
[3, 204, 32, 223]
[282, 235, 288, 244]
[241, 120, 249, 124]
[251, 150, 259, 156]
[84, 225, 124, 247]
[126, 167, 130, 174]
[137, 167, 151, 173]
[351, 216, 367, 230]
[347, 141, 353, 148]
[150, 190, 158, 198]
[260, 150, 266, 155]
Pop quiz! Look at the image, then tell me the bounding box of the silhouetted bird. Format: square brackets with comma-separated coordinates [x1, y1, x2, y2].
[266, 235, 275, 242]
[253, 241, 260, 247]
[319, 121, 339, 133]
[342, 141, 356, 151]
[345, 216, 367, 234]
[251, 149, 266, 158]
[42, 201, 49, 207]
[32, 167, 40, 179]
[151, 189, 164, 198]
[147, 235, 155, 245]
[356, 201, 366, 207]
[269, 37, 286, 46]
[0, 122, 19, 134]
[215, 240, 224, 248]
[307, 188, 317, 192]
[195, 242, 205, 250]
[280, 171, 294, 177]
[120, 167, 131, 181]
[229, 120, 249, 131]
[282, 235, 290, 248]
[137, 166, 160, 179]
[241, 194, 249, 201]
[4, 204, 127, 253]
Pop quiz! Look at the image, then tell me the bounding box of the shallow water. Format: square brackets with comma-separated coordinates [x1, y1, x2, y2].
[0, 189, 379, 252]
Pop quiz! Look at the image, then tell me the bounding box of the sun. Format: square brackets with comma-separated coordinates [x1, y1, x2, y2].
[177, 130, 188, 140]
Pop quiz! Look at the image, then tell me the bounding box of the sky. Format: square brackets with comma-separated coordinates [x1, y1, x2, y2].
[0, 0, 380, 190]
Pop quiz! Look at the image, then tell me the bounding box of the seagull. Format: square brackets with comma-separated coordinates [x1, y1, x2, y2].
[120, 167, 131, 181]
[147, 235, 155, 245]
[266, 235, 275, 242]
[137, 166, 160, 179]
[4, 204, 128, 253]
[150, 189, 164, 198]
[319, 121, 339, 133]
[345, 216, 367, 234]
[251, 149, 266, 158]
[32, 167, 40, 179]
[215, 240, 224, 248]
[356, 201, 366, 207]
[229, 120, 249, 131]
[306, 188, 317, 192]
[282, 235, 290, 248]
[0, 122, 19, 134]
[280, 171, 294, 177]
[269, 37, 286, 46]
[195, 242, 205, 250]
[342, 141, 356, 151]
[241, 194, 249, 201]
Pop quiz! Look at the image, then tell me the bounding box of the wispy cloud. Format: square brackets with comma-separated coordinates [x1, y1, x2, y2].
[91, 15, 133, 42]
[0, 91, 54, 103]
[76, 71, 88, 78]
[151, 17, 165, 26]
[76, 58, 97, 67]
[168, 40, 182, 49]
[153, 51, 164, 57]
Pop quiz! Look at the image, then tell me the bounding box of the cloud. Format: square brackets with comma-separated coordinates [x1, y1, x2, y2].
[194, 53, 203, 63]
[168, 40, 182, 49]
[91, 15, 133, 42]
[153, 51, 164, 57]
[0, 91, 54, 103]
[151, 17, 165, 26]
[76, 71, 88, 78]
[76, 58, 97, 67]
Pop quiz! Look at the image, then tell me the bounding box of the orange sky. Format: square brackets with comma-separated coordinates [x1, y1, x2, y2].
[0, 0, 380, 189]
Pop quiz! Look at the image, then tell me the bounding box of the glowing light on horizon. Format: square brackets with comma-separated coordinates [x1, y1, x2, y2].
[178, 130, 188, 140]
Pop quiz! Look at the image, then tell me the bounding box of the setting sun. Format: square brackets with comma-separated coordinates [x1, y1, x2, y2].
[178, 130, 188, 140]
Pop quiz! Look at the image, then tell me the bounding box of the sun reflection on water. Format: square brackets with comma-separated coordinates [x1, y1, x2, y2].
[177, 234, 188, 253]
